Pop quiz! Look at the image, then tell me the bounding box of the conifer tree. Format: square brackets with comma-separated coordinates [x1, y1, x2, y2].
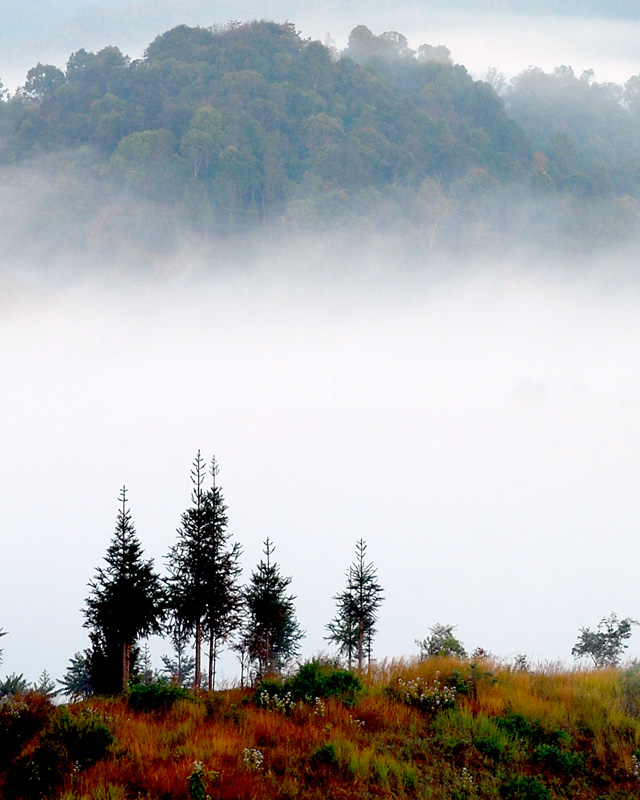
[242, 538, 304, 678]
[0, 628, 6, 666]
[83, 487, 166, 692]
[166, 452, 242, 689]
[202, 457, 243, 690]
[326, 539, 383, 671]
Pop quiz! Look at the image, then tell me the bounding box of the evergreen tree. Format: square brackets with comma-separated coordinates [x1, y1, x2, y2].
[202, 457, 243, 690]
[58, 652, 94, 701]
[166, 451, 209, 688]
[326, 539, 383, 671]
[243, 538, 304, 678]
[0, 628, 5, 666]
[166, 452, 242, 689]
[160, 614, 196, 686]
[83, 487, 166, 693]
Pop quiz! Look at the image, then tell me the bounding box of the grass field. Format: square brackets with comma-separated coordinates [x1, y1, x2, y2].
[2, 656, 640, 799]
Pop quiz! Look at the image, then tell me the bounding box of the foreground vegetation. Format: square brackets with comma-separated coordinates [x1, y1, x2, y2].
[3, 657, 640, 799]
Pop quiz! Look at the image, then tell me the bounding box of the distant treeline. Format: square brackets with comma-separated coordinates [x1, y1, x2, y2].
[2, 20, 640, 256]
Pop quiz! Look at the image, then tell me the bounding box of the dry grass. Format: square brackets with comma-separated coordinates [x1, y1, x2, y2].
[5, 658, 640, 799]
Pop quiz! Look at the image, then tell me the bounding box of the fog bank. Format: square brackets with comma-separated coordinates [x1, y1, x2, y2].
[1, 249, 640, 683]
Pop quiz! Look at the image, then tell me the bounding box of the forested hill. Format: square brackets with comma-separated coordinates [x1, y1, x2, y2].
[2, 20, 640, 257]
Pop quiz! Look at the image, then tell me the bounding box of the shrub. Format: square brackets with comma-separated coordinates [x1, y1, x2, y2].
[289, 659, 362, 704]
[127, 680, 191, 713]
[501, 775, 550, 800]
[532, 743, 585, 775]
[496, 713, 548, 747]
[255, 659, 362, 712]
[388, 673, 458, 713]
[0, 692, 53, 769]
[310, 742, 340, 768]
[4, 706, 114, 799]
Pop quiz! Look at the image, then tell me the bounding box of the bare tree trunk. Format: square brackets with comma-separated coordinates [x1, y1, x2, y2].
[208, 631, 218, 691]
[194, 620, 202, 689]
[122, 641, 130, 691]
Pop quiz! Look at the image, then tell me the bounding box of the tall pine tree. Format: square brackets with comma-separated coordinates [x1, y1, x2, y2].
[326, 539, 383, 671]
[166, 452, 242, 689]
[242, 538, 304, 678]
[83, 487, 166, 692]
[202, 457, 243, 690]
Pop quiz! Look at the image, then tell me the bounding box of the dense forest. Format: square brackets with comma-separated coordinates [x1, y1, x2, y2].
[2, 19, 640, 259]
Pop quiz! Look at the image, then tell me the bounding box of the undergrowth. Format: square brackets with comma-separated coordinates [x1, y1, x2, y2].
[2, 657, 640, 799]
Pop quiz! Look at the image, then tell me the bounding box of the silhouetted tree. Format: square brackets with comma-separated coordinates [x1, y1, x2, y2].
[84, 487, 166, 692]
[0, 628, 6, 666]
[166, 453, 243, 689]
[326, 539, 383, 671]
[58, 652, 94, 701]
[243, 538, 304, 678]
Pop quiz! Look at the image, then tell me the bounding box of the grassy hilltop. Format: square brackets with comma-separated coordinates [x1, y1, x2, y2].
[2, 656, 640, 799]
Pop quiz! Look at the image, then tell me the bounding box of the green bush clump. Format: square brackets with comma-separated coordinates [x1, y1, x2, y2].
[289, 660, 362, 702]
[310, 742, 340, 769]
[532, 743, 585, 775]
[256, 659, 362, 711]
[127, 680, 191, 713]
[501, 775, 550, 800]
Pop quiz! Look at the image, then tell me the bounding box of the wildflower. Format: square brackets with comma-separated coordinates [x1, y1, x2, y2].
[243, 747, 264, 771]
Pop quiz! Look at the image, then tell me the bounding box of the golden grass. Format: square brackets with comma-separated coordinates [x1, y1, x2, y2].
[19, 659, 640, 800]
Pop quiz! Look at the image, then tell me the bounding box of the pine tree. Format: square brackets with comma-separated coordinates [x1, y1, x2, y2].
[83, 487, 166, 692]
[0, 628, 6, 666]
[243, 538, 304, 678]
[166, 452, 209, 688]
[59, 652, 94, 701]
[160, 615, 196, 687]
[326, 539, 383, 671]
[166, 453, 243, 689]
[202, 457, 243, 690]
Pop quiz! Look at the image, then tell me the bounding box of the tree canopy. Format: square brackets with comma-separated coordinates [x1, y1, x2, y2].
[3, 20, 638, 254]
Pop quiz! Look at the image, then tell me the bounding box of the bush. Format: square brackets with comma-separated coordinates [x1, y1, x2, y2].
[532, 744, 585, 775]
[127, 680, 191, 713]
[501, 775, 550, 800]
[0, 692, 53, 769]
[310, 742, 340, 769]
[388, 674, 458, 714]
[4, 706, 114, 799]
[255, 659, 362, 712]
[289, 659, 362, 703]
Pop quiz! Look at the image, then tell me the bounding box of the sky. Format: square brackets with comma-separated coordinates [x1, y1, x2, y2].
[2, 1, 640, 686]
[2, 0, 640, 91]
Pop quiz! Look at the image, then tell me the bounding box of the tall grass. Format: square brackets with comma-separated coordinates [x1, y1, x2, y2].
[3, 659, 640, 799]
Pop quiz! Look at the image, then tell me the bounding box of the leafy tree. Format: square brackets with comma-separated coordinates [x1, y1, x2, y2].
[416, 623, 467, 659]
[242, 538, 304, 678]
[83, 486, 166, 692]
[326, 539, 383, 671]
[571, 612, 637, 668]
[22, 63, 66, 102]
[166, 453, 243, 689]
